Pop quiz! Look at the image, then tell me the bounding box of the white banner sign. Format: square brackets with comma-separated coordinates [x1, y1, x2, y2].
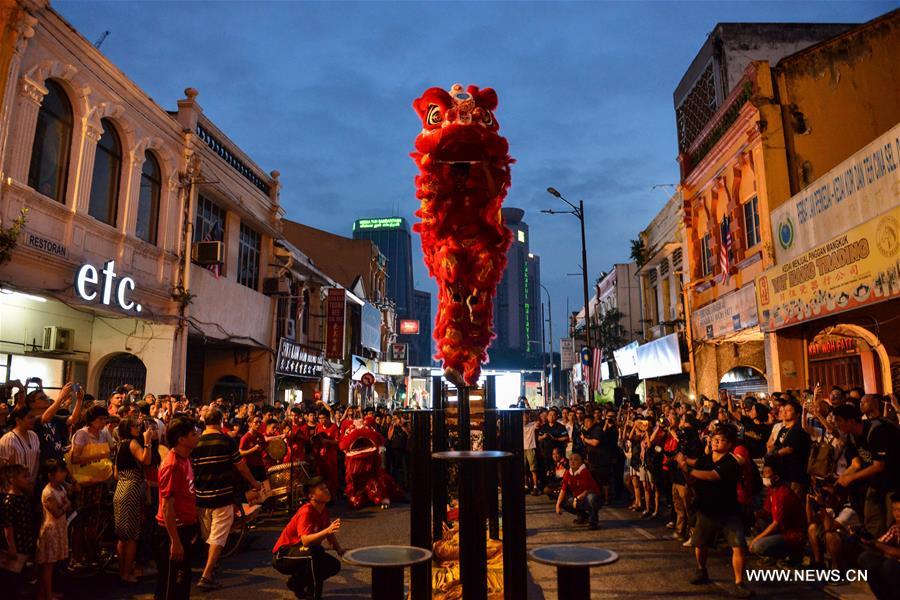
[691, 283, 758, 341]
[560, 338, 576, 370]
[770, 122, 900, 264]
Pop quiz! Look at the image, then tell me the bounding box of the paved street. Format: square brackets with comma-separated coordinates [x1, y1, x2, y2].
[59, 495, 872, 600]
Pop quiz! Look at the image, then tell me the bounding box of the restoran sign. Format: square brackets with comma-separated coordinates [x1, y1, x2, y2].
[770, 122, 900, 264]
[276, 338, 324, 378]
[756, 206, 900, 332]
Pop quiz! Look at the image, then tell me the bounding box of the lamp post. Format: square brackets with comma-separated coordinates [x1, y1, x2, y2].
[543, 187, 592, 401]
[539, 283, 554, 399]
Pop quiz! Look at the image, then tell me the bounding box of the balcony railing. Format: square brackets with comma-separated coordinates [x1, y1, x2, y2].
[196, 122, 271, 195]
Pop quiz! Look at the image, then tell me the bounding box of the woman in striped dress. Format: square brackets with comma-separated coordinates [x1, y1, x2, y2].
[114, 417, 153, 585]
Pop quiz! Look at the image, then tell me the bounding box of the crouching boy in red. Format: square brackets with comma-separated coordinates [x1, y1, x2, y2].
[273, 476, 345, 599]
[555, 452, 602, 530]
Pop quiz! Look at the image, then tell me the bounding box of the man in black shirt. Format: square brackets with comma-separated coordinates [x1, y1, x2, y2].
[769, 400, 810, 493]
[192, 408, 262, 590]
[738, 403, 770, 460]
[834, 403, 900, 537]
[677, 424, 752, 598]
[537, 408, 569, 485]
[580, 415, 611, 502]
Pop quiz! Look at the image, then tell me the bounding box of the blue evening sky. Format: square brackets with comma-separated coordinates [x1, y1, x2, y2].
[56, 0, 896, 353]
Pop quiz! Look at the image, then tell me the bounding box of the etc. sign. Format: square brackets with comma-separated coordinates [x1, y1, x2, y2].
[75, 259, 142, 313]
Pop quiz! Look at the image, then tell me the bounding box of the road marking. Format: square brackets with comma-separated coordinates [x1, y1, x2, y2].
[606, 507, 659, 540]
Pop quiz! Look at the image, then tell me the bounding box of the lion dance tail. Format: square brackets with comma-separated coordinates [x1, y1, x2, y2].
[411, 84, 513, 386]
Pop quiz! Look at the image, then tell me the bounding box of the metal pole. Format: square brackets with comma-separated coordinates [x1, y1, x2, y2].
[432, 377, 447, 542]
[499, 409, 527, 600]
[458, 458, 487, 600]
[579, 200, 593, 402]
[547, 292, 554, 399]
[408, 410, 432, 600]
[458, 385, 471, 451]
[483, 376, 499, 540]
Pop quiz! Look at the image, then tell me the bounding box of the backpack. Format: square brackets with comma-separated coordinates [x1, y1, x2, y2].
[807, 437, 836, 478]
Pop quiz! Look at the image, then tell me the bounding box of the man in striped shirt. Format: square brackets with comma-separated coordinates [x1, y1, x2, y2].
[192, 407, 261, 591]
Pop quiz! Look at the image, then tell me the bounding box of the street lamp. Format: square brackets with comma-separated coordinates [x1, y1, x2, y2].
[539, 283, 554, 399]
[543, 187, 592, 400]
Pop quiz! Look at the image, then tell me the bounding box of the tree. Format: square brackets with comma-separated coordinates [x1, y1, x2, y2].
[629, 238, 647, 269]
[596, 308, 626, 359]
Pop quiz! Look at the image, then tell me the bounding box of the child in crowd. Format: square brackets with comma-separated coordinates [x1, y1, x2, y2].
[0, 464, 37, 595]
[36, 459, 71, 600]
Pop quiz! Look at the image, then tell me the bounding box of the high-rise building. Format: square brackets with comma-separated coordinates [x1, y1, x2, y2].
[411, 289, 433, 366]
[491, 207, 541, 367]
[352, 217, 414, 318]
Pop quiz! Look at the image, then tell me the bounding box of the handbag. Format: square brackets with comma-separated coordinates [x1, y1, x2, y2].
[68, 440, 113, 484]
[806, 437, 835, 478]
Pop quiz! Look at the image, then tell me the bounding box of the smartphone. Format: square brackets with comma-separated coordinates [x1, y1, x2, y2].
[72, 383, 82, 394]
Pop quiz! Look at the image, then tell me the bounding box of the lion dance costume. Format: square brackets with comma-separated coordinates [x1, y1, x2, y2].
[411, 84, 514, 386]
[338, 421, 402, 509]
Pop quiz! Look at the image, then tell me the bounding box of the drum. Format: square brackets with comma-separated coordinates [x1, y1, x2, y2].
[266, 461, 308, 499]
[267, 438, 287, 462]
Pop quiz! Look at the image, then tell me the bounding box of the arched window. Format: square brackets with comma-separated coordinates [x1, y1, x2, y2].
[135, 150, 161, 244]
[88, 118, 122, 226]
[27, 79, 73, 203]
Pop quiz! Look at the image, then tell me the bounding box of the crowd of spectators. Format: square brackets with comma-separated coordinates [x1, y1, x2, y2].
[0, 377, 413, 599]
[526, 386, 900, 599]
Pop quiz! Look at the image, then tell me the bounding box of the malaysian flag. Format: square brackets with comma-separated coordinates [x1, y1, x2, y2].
[591, 346, 603, 395]
[719, 218, 732, 286]
[204, 221, 222, 278]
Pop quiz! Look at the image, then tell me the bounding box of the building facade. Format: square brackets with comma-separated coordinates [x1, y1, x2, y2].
[282, 219, 396, 404]
[676, 23, 853, 399]
[411, 288, 432, 367]
[0, 1, 287, 404]
[755, 11, 900, 395]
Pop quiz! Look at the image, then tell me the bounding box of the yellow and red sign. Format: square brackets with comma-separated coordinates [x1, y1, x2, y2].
[756, 207, 900, 331]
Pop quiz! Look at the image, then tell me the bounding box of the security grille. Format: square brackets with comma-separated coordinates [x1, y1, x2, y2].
[676, 61, 718, 153]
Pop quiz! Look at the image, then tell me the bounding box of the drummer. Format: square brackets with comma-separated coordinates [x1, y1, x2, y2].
[239, 415, 284, 483]
[285, 407, 310, 464]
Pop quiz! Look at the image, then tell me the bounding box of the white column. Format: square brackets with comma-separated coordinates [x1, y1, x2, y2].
[72, 123, 102, 215]
[0, 11, 38, 181]
[5, 79, 46, 183]
[121, 150, 144, 236]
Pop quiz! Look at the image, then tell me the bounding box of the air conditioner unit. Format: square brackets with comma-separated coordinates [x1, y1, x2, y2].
[263, 277, 290, 296]
[42, 326, 74, 352]
[284, 318, 297, 339]
[192, 241, 224, 266]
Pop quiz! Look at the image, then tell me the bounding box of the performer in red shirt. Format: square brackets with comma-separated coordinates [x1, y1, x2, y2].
[272, 477, 345, 599]
[314, 408, 341, 497]
[155, 418, 199, 600]
[555, 453, 602, 529]
[285, 407, 309, 464]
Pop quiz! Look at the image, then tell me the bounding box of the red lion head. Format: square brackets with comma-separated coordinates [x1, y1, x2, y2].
[411, 84, 513, 386]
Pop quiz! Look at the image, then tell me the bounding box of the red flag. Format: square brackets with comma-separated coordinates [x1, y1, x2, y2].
[719, 218, 732, 286]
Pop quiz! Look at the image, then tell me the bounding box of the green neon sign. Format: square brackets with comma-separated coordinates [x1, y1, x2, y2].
[354, 218, 404, 231]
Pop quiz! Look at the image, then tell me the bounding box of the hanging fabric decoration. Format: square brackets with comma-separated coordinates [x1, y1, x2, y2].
[411, 84, 513, 386]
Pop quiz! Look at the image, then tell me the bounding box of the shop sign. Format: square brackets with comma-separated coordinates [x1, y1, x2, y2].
[691, 283, 758, 340]
[770, 122, 900, 265]
[378, 361, 404, 376]
[361, 303, 382, 352]
[26, 232, 67, 257]
[325, 288, 346, 360]
[756, 206, 900, 332]
[399, 319, 419, 334]
[275, 337, 324, 378]
[74, 259, 142, 313]
[389, 343, 408, 362]
[808, 337, 856, 357]
[560, 338, 576, 370]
